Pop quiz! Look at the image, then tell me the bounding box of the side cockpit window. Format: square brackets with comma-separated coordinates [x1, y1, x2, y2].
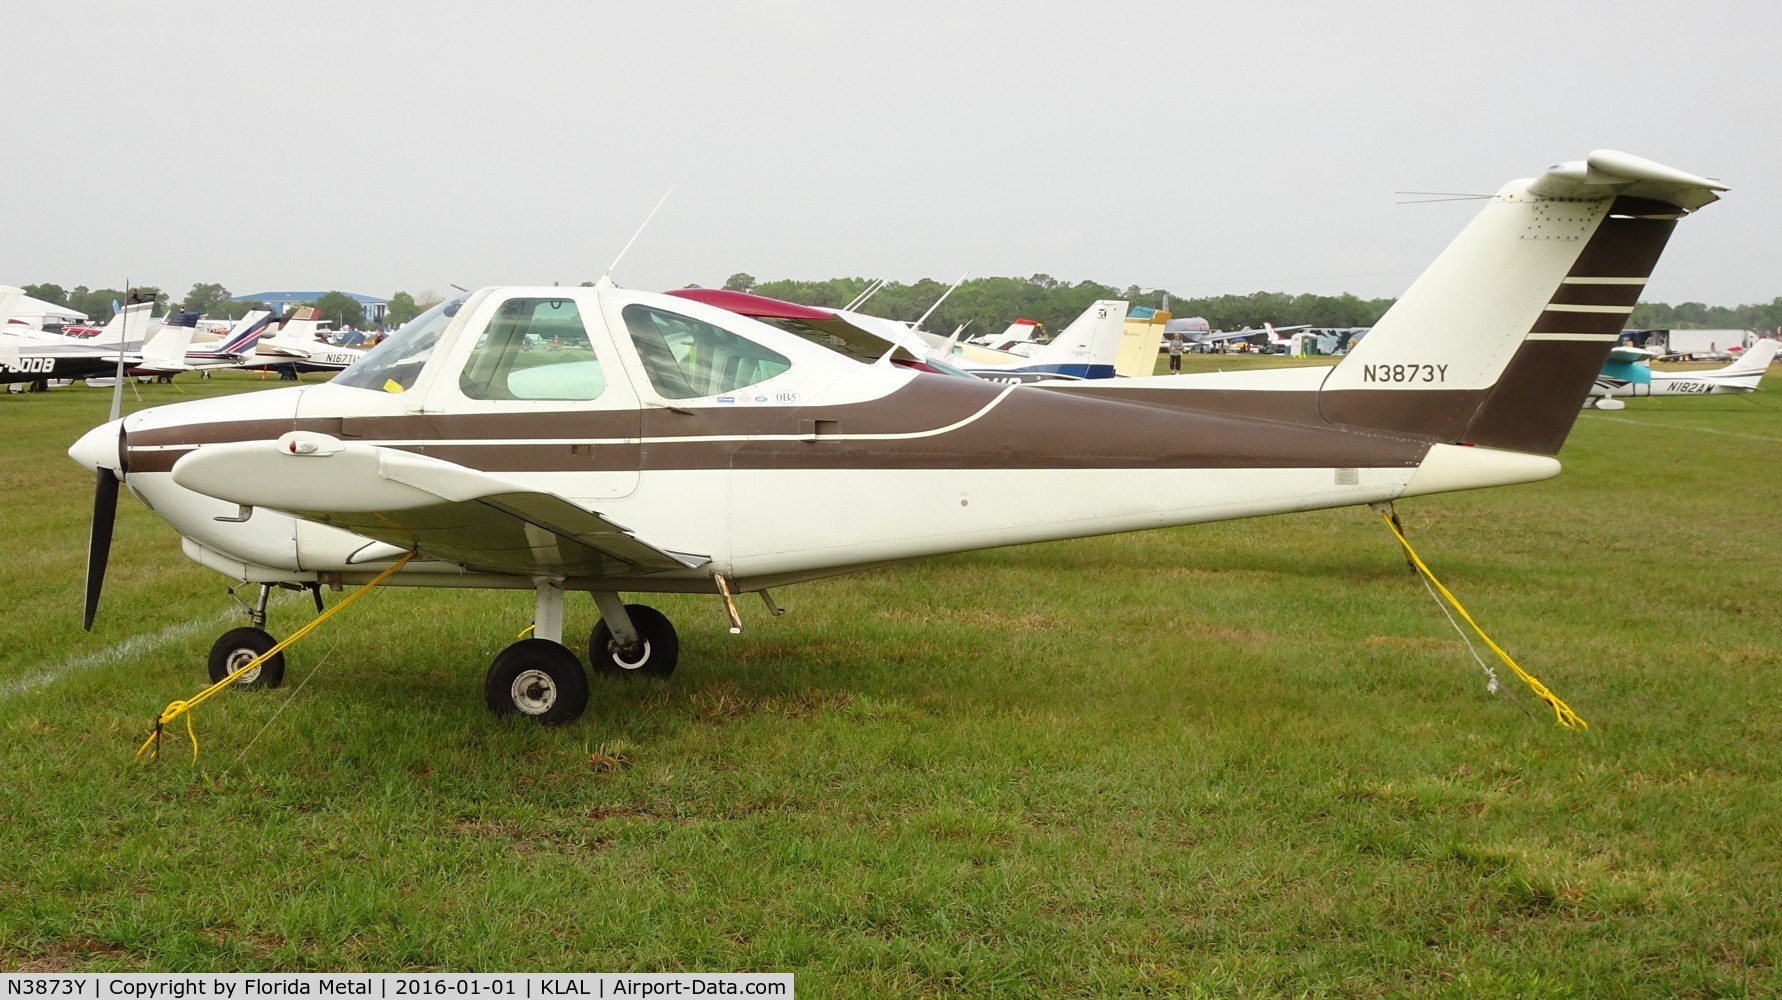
[459, 298, 605, 401]
[622, 304, 791, 400]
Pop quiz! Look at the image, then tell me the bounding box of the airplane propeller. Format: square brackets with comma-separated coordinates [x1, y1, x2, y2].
[81, 294, 133, 631]
[83, 463, 120, 631]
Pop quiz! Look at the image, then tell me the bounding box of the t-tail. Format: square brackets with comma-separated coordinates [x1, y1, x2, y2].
[1051, 151, 1726, 459]
[1316, 150, 1726, 455]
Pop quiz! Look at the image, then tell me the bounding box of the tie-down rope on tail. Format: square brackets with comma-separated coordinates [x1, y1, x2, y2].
[1379, 508, 1587, 730]
[136, 552, 417, 763]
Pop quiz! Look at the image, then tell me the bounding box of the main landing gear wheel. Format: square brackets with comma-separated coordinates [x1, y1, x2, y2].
[484, 638, 589, 725]
[207, 627, 286, 689]
[589, 604, 679, 678]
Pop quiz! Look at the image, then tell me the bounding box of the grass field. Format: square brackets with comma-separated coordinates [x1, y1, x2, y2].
[1, 363, 1778, 995]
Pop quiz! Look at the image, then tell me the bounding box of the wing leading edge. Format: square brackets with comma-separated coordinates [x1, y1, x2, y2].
[170, 432, 707, 577]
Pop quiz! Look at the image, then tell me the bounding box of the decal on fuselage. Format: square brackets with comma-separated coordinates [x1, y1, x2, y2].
[1, 356, 56, 374]
[1361, 363, 1448, 384]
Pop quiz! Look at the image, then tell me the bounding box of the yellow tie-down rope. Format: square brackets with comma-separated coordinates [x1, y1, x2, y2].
[1379, 510, 1587, 730]
[136, 552, 416, 763]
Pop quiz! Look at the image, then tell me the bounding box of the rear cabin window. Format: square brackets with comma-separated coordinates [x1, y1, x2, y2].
[622, 304, 791, 400]
[459, 298, 606, 401]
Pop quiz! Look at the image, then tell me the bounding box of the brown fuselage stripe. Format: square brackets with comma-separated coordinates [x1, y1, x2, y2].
[125, 376, 1434, 476]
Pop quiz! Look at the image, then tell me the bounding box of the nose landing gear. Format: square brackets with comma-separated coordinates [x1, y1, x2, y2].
[208, 626, 286, 689]
[207, 583, 292, 689]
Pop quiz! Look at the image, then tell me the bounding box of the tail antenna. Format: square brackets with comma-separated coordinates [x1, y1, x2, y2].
[602, 186, 675, 285]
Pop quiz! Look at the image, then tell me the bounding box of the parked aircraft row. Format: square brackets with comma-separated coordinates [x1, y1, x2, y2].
[68, 150, 1732, 727]
[0, 295, 183, 385]
[0, 296, 369, 387]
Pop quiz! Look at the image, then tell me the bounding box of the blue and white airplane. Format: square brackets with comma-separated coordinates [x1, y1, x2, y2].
[1588, 338, 1777, 408]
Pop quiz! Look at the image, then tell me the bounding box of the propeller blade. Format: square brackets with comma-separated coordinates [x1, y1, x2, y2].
[83, 468, 119, 631]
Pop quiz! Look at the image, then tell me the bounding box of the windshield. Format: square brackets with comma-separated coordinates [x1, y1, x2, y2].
[333, 297, 465, 392]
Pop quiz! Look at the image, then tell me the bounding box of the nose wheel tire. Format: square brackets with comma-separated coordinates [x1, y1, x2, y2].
[589, 604, 679, 677]
[207, 627, 287, 689]
[485, 638, 589, 725]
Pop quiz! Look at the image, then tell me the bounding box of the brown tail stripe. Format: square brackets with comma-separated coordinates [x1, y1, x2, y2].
[1547, 282, 1645, 307]
[1529, 309, 1630, 336]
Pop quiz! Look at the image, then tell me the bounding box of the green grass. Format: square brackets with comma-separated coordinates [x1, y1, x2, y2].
[2, 369, 1780, 995]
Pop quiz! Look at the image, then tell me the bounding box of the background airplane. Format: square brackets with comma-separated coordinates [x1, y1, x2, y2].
[673, 291, 1143, 382]
[0, 293, 163, 386]
[126, 310, 275, 379]
[966, 317, 1043, 353]
[1589, 337, 1778, 407]
[913, 299, 1135, 381]
[235, 307, 369, 374]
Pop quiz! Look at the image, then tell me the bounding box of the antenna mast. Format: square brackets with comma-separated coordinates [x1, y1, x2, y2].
[603, 187, 675, 284]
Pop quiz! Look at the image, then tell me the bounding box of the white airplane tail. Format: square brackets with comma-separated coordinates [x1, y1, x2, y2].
[215, 310, 274, 355]
[992, 318, 1040, 344]
[1020, 299, 1129, 379]
[1715, 338, 1779, 382]
[1316, 150, 1727, 455]
[139, 315, 197, 367]
[91, 302, 157, 347]
[0, 287, 20, 367]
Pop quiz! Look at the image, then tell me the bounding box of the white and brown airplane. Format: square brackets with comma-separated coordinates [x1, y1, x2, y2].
[70, 150, 1725, 724]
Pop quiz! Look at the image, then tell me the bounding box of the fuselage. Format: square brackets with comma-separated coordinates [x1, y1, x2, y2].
[77, 284, 1556, 595]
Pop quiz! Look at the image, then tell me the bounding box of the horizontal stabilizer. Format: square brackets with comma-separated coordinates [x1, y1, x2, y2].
[1528, 149, 1727, 212]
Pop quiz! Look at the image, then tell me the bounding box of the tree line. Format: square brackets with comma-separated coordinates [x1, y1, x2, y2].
[19, 276, 1782, 337]
[723, 273, 1782, 336]
[720, 272, 1394, 337]
[1627, 298, 1782, 333]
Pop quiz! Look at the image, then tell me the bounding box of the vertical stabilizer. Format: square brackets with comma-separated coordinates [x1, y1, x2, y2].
[1020, 299, 1129, 379]
[1317, 150, 1726, 454]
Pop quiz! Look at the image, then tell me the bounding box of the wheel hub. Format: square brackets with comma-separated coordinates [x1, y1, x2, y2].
[611, 640, 652, 670]
[226, 650, 263, 685]
[510, 668, 558, 714]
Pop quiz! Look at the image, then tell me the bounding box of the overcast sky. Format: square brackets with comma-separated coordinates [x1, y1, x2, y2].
[6, 1, 1776, 309]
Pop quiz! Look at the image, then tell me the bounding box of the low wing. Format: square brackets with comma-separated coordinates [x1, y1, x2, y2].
[171, 433, 707, 577]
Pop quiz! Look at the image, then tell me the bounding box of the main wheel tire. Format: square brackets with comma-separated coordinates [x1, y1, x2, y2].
[588, 604, 679, 678]
[484, 638, 589, 725]
[207, 627, 286, 689]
